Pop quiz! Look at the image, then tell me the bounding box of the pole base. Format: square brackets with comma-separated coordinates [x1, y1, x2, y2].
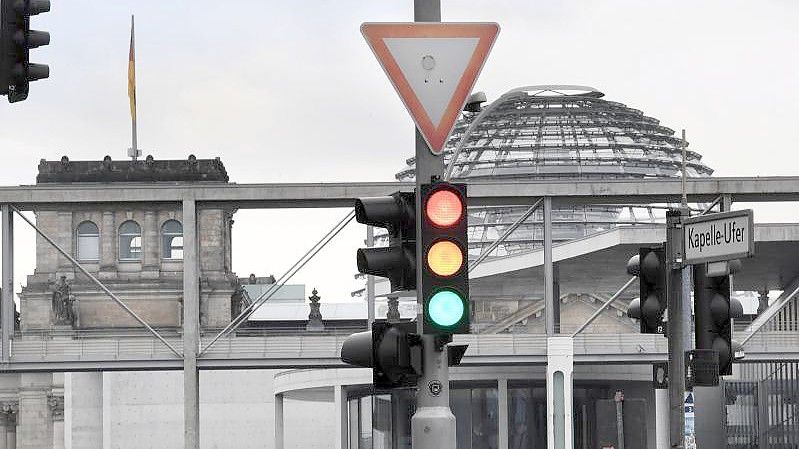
[411, 406, 456, 449]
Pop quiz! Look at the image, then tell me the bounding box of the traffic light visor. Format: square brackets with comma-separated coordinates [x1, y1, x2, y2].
[426, 189, 463, 228]
[427, 289, 466, 328]
[427, 240, 463, 277]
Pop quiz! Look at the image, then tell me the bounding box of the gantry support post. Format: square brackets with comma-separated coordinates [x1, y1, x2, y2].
[1, 205, 13, 363]
[182, 197, 200, 449]
[544, 197, 556, 335]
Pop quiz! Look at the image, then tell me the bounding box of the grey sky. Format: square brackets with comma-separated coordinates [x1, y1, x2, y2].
[1, 1, 798, 302]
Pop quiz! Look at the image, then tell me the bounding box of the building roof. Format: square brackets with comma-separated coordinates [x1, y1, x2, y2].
[37, 155, 229, 183]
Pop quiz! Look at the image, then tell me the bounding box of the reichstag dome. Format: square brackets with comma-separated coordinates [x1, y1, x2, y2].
[396, 85, 714, 258]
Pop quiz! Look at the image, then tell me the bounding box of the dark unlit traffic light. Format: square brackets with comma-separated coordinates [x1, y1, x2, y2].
[1, 0, 50, 102]
[354, 192, 416, 292]
[626, 248, 667, 334]
[694, 262, 744, 376]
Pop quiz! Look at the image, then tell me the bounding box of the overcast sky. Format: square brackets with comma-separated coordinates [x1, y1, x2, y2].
[1, 1, 798, 303]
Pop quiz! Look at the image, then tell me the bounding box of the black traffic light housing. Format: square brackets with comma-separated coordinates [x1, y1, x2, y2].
[1, 0, 50, 103]
[341, 321, 422, 389]
[630, 247, 667, 334]
[693, 263, 743, 376]
[420, 182, 469, 334]
[340, 321, 469, 389]
[355, 191, 416, 292]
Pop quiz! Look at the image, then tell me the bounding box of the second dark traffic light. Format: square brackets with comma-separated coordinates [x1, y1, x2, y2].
[1, 0, 50, 102]
[355, 191, 416, 292]
[694, 262, 744, 376]
[626, 247, 667, 334]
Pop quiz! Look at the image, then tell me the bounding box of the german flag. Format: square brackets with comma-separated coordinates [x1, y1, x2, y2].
[128, 15, 136, 122]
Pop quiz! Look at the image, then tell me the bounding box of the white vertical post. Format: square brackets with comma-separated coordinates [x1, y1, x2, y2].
[182, 197, 199, 449]
[497, 378, 509, 449]
[546, 336, 573, 449]
[274, 394, 284, 449]
[655, 388, 670, 449]
[1, 205, 14, 362]
[334, 385, 348, 449]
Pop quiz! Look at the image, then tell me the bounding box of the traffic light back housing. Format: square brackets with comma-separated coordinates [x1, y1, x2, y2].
[340, 321, 422, 390]
[354, 192, 416, 292]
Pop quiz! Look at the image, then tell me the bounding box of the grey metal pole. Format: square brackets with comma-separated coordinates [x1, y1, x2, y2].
[666, 208, 687, 448]
[366, 225, 376, 329]
[183, 197, 200, 449]
[1, 205, 13, 362]
[544, 197, 555, 335]
[411, 3, 454, 449]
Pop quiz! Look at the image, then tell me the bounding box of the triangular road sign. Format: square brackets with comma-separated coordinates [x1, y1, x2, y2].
[362, 23, 500, 154]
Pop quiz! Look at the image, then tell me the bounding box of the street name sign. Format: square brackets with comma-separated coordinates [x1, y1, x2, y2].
[683, 209, 754, 265]
[361, 23, 499, 154]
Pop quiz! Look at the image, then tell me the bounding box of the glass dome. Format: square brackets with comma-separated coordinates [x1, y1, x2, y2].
[396, 85, 714, 258]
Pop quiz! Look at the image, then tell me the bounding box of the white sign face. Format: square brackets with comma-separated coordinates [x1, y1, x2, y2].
[683, 210, 754, 264]
[361, 23, 500, 154]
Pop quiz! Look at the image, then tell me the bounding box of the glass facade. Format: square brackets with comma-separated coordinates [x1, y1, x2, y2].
[395, 86, 714, 259]
[347, 380, 653, 449]
[727, 362, 799, 448]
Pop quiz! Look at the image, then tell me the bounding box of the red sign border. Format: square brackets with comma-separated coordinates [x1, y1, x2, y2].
[361, 22, 500, 154]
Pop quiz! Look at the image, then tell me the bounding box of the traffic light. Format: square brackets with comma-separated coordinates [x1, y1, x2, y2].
[341, 321, 422, 389]
[1, 0, 50, 103]
[693, 262, 744, 376]
[420, 182, 469, 334]
[626, 247, 667, 334]
[355, 191, 416, 292]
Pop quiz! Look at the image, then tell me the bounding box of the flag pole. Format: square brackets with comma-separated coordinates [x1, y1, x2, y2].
[128, 15, 139, 161]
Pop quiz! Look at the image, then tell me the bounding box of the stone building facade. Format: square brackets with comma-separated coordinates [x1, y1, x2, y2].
[20, 156, 237, 331]
[8, 156, 242, 449]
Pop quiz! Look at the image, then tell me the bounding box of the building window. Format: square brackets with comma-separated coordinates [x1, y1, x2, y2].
[76, 221, 100, 261]
[118, 220, 142, 261]
[161, 220, 183, 260]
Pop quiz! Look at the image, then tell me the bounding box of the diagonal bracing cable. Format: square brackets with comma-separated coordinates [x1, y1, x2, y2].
[468, 198, 543, 273]
[199, 210, 355, 355]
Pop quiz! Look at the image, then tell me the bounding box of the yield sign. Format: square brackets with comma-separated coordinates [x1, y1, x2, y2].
[361, 22, 500, 154]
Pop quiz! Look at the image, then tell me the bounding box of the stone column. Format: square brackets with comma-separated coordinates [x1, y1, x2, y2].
[48, 395, 63, 449]
[142, 211, 159, 278]
[17, 373, 53, 449]
[0, 414, 7, 449]
[5, 406, 15, 449]
[99, 212, 116, 277]
[64, 372, 103, 449]
[56, 212, 73, 276]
